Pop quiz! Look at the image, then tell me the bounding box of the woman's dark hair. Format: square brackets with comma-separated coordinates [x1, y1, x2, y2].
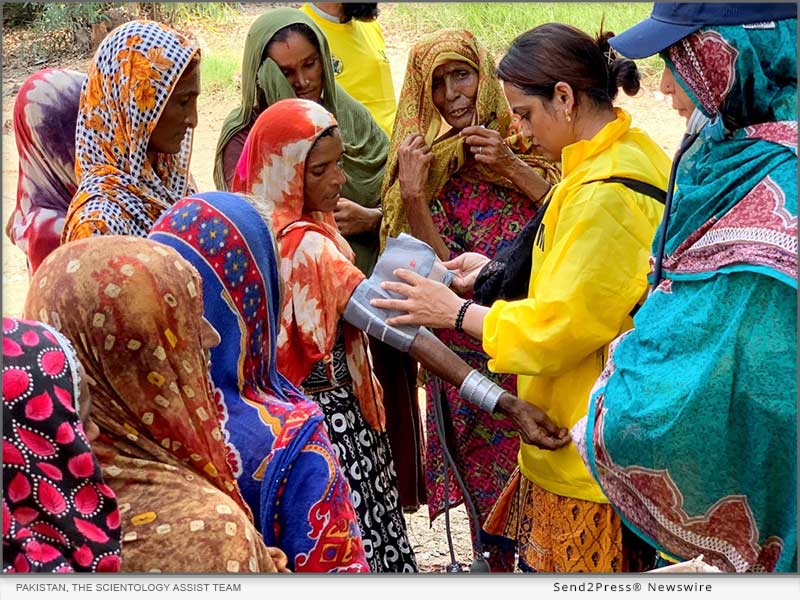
[342, 3, 380, 23]
[266, 22, 321, 56]
[308, 125, 339, 155]
[497, 23, 640, 109]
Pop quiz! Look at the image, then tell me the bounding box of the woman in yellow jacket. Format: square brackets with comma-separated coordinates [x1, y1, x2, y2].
[372, 23, 671, 573]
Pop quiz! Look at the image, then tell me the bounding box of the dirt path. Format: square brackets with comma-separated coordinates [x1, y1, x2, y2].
[1, 3, 686, 572]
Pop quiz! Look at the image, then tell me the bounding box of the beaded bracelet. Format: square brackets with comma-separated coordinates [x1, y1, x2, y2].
[454, 299, 474, 333]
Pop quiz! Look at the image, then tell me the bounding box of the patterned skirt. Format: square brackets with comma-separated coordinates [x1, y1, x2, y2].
[302, 336, 417, 573]
[484, 469, 655, 573]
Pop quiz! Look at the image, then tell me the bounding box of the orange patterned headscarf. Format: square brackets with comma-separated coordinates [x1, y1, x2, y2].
[24, 236, 280, 572]
[380, 29, 560, 248]
[63, 21, 199, 242]
[233, 99, 385, 431]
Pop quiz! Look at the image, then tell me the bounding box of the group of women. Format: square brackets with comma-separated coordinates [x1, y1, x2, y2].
[4, 2, 797, 575]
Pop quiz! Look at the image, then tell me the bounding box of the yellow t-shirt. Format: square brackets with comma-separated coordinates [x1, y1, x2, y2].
[301, 4, 397, 136]
[482, 108, 671, 503]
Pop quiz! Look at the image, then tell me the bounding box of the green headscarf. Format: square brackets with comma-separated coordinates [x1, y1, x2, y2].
[214, 7, 389, 275]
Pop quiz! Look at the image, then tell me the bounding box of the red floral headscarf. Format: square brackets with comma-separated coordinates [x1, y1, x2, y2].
[233, 99, 385, 431]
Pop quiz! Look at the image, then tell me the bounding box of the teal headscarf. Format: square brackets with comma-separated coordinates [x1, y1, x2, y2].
[214, 8, 389, 275]
[659, 19, 797, 286]
[579, 19, 797, 572]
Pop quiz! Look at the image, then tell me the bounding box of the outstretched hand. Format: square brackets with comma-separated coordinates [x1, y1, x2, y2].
[370, 268, 463, 329]
[497, 393, 571, 450]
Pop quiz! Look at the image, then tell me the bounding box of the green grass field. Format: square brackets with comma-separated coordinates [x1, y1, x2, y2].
[383, 2, 662, 78]
[200, 50, 241, 95]
[196, 2, 663, 96]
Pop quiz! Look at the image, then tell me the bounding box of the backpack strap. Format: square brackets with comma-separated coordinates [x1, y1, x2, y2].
[583, 176, 667, 204]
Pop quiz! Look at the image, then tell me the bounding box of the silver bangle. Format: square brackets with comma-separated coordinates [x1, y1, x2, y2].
[459, 369, 503, 414]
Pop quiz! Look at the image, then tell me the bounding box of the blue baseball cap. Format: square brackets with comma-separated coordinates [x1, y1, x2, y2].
[609, 3, 798, 59]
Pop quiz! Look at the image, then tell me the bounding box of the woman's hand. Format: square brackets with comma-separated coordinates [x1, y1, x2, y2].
[496, 393, 571, 450]
[370, 268, 463, 329]
[460, 125, 520, 179]
[443, 252, 490, 295]
[398, 134, 433, 206]
[268, 547, 292, 573]
[333, 198, 381, 236]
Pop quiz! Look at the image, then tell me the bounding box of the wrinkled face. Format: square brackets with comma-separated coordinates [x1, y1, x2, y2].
[503, 82, 571, 162]
[148, 64, 201, 155]
[431, 60, 479, 131]
[304, 128, 347, 213]
[659, 66, 696, 122]
[268, 31, 324, 103]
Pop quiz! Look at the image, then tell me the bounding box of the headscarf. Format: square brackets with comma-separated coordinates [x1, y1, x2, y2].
[579, 19, 797, 572]
[3, 317, 121, 573]
[24, 236, 280, 573]
[62, 20, 199, 242]
[149, 192, 369, 571]
[659, 19, 797, 285]
[214, 7, 389, 275]
[6, 69, 85, 275]
[379, 29, 561, 247]
[232, 98, 385, 432]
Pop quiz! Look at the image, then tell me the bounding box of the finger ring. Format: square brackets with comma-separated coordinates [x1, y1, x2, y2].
[476, 147, 482, 155]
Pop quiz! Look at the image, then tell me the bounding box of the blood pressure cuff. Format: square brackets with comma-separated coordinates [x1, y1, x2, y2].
[343, 234, 454, 352]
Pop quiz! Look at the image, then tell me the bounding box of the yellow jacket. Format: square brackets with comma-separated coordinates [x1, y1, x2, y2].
[482, 108, 670, 502]
[300, 3, 397, 135]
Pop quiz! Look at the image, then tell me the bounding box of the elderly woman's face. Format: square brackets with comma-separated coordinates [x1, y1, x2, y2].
[431, 60, 479, 131]
[660, 66, 696, 123]
[268, 31, 324, 103]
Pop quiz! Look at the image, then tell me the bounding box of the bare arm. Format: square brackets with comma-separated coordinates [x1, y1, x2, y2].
[402, 192, 450, 260]
[398, 134, 450, 260]
[502, 157, 553, 203]
[344, 281, 569, 449]
[408, 328, 569, 450]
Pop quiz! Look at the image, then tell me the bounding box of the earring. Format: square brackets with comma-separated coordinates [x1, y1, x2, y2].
[565, 110, 572, 122]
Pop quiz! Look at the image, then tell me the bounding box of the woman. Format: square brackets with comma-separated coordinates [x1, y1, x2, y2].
[25, 236, 286, 573]
[380, 29, 561, 569]
[3, 317, 121, 572]
[233, 97, 415, 573]
[215, 7, 423, 511]
[149, 191, 369, 573]
[373, 24, 671, 573]
[575, 3, 797, 572]
[215, 7, 385, 274]
[6, 69, 85, 275]
[233, 98, 568, 571]
[62, 20, 200, 241]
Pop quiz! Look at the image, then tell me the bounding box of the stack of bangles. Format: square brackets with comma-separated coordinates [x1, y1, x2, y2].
[453, 298, 505, 413]
[459, 369, 504, 413]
